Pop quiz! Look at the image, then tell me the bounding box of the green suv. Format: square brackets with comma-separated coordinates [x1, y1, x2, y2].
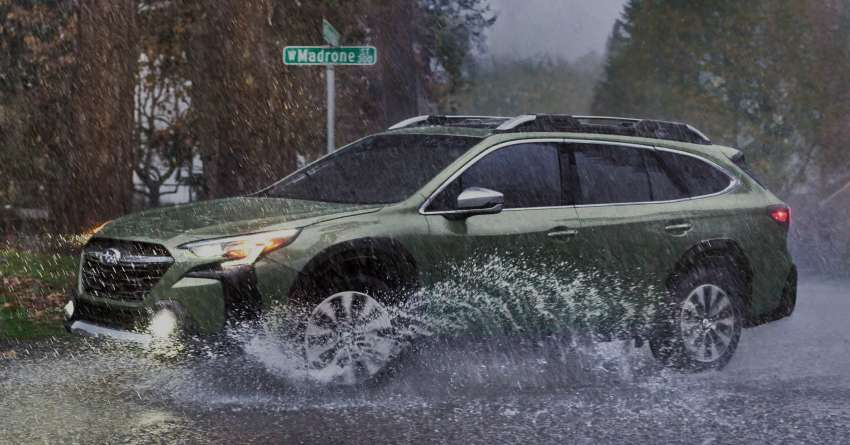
[66, 114, 797, 383]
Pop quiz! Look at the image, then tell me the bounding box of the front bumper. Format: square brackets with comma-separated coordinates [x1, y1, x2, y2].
[70, 236, 302, 342]
[66, 320, 153, 345]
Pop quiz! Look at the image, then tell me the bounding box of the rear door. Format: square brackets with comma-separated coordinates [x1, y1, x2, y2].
[567, 141, 737, 301]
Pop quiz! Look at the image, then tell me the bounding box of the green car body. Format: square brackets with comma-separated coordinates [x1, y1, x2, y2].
[66, 115, 796, 372]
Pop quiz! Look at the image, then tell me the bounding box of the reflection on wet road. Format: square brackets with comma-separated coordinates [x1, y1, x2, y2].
[2, 277, 849, 444]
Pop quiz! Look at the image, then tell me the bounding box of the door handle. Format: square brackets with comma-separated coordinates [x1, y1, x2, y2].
[548, 228, 578, 238]
[664, 222, 693, 235]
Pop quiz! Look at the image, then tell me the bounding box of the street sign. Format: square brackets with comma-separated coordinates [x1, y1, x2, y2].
[283, 18, 379, 155]
[283, 46, 378, 66]
[322, 18, 340, 46]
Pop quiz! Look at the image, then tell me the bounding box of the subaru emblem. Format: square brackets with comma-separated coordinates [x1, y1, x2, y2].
[101, 248, 122, 265]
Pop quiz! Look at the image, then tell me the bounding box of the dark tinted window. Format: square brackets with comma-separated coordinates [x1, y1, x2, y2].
[647, 150, 732, 198]
[264, 134, 479, 204]
[428, 143, 561, 210]
[572, 144, 651, 204]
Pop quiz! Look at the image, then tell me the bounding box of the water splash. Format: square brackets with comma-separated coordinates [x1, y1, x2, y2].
[235, 254, 664, 385]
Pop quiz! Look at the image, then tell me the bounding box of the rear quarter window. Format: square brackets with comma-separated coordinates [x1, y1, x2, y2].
[645, 150, 732, 199]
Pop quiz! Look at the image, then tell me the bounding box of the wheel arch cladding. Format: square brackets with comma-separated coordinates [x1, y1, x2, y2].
[288, 237, 420, 304]
[667, 238, 754, 317]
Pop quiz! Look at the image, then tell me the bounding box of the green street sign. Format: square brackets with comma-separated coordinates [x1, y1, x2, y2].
[283, 46, 377, 66]
[322, 19, 340, 46]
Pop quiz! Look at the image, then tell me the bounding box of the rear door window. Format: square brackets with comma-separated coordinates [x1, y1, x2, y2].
[571, 144, 652, 205]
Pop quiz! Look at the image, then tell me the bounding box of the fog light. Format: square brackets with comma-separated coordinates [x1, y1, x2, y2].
[64, 300, 75, 319]
[150, 309, 178, 338]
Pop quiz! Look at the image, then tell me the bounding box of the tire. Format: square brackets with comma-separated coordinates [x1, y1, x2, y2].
[650, 258, 745, 371]
[292, 262, 410, 385]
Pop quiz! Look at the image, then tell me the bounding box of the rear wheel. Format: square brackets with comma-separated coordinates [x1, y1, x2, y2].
[650, 261, 744, 371]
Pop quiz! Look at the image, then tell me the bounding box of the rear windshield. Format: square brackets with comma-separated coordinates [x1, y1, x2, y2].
[262, 134, 480, 204]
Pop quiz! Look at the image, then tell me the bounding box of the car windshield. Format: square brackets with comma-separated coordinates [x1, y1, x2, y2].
[262, 134, 480, 204]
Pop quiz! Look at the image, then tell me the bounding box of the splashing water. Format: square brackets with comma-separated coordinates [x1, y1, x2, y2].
[234, 254, 665, 386]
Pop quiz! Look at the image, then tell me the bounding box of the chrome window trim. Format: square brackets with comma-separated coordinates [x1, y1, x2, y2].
[418, 138, 739, 215]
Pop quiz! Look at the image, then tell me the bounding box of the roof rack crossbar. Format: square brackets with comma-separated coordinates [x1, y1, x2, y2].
[388, 115, 430, 130]
[495, 115, 538, 130]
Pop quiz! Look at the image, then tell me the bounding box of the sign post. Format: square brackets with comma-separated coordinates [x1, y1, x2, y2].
[283, 20, 377, 155]
[322, 19, 339, 155]
[322, 18, 340, 47]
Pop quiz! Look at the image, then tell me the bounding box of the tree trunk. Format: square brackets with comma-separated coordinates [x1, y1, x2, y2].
[188, 0, 298, 199]
[48, 0, 137, 232]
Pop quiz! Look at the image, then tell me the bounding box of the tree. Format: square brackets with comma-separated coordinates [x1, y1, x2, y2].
[1, 0, 139, 232]
[0, 0, 77, 215]
[186, 0, 496, 199]
[58, 0, 138, 231]
[592, 0, 850, 197]
[133, 0, 196, 208]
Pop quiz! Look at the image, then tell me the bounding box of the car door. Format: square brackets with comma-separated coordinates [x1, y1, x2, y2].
[564, 142, 682, 334]
[568, 139, 741, 276]
[420, 140, 582, 287]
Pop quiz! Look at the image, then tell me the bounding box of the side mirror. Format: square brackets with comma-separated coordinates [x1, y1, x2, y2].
[447, 187, 504, 219]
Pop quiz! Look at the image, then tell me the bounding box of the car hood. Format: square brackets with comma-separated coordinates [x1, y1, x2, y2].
[97, 197, 379, 244]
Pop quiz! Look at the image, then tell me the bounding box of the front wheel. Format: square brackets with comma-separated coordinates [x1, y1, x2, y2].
[304, 291, 402, 385]
[650, 264, 744, 371]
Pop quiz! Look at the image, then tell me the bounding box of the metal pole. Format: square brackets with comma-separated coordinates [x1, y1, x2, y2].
[326, 64, 335, 154]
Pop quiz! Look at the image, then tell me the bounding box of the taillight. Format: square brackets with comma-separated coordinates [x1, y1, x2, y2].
[768, 205, 790, 226]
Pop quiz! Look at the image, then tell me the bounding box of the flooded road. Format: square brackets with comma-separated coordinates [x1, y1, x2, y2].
[2, 276, 849, 444]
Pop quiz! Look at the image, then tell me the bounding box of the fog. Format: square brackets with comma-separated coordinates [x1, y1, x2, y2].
[487, 0, 627, 60]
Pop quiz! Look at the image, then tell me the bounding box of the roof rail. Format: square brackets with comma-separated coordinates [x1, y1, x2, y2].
[387, 114, 712, 144]
[388, 115, 509, 130]
[496, 114, 712, 145]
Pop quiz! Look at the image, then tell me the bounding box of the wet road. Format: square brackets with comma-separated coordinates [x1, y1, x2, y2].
[2, 276, 849, 444]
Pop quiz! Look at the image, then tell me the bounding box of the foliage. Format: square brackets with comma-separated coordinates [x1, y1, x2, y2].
[417, 0, 497, 111]
[0, 0, 77, 209]
[0, 0, 497, 227]
[0, 248, 76, 340]
[593, 0, 850, 196]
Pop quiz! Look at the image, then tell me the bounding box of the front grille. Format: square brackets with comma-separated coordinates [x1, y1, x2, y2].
[81, 239, 173, 302]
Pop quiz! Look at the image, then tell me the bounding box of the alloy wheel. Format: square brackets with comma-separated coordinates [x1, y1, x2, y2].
[304, 291, 399, 384]
[679, 284, 739, 364]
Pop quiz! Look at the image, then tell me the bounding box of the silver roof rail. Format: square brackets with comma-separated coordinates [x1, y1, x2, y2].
[573, 115, 640, 123]
[495, 115, 537, 131]
[388, 115, 430, 130]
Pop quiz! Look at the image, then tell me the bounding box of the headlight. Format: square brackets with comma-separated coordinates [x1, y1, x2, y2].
[87, 220, 112, 236]
[179, 228, 300, 267]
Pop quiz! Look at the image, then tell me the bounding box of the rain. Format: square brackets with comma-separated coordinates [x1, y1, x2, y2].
[2, 1, 850, 443]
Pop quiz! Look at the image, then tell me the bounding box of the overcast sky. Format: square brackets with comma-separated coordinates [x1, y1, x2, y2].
[486, 0, 627, 60]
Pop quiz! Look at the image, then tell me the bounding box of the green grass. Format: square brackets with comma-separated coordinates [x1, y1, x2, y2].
[0, 249, 77, 341]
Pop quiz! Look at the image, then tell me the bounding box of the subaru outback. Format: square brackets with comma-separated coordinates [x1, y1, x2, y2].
[65, 114, 797, 384]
